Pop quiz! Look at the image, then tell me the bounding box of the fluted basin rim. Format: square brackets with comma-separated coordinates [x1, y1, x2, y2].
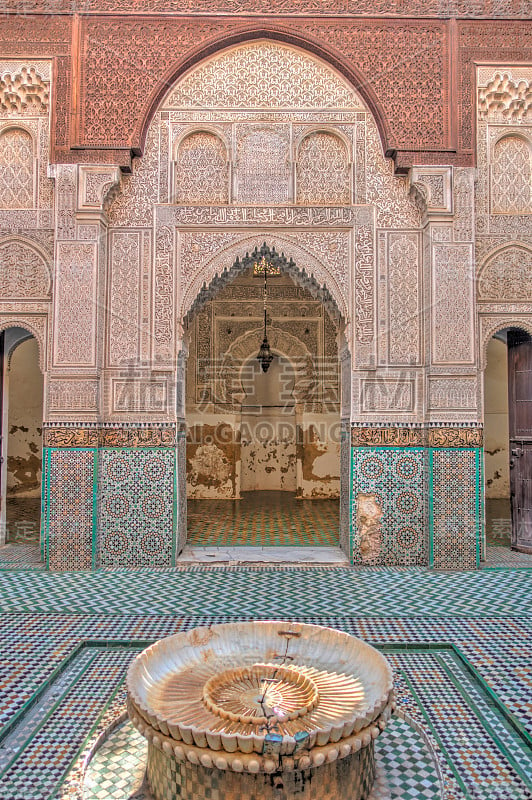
[127, 621, 394, 755]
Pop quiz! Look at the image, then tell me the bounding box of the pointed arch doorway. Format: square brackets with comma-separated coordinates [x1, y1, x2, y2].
[0, 327, 44, 566]
[183, 245, 349, 558]
[484, 326, 532, 557]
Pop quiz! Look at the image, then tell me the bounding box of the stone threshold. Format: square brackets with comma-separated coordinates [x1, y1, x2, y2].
[177, 546, 349, 565]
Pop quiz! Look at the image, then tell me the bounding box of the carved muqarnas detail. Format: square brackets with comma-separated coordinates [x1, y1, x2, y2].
[0, 67, 49, 114]
[478, 245, 532, 302]
[296, 132, 350, 205]
[175, 132, 229, 204]
[479, 73, 531, 122]
[0, 128, 33, 209]
[0, 240, 50, 299]
[492, 135, 532, 214]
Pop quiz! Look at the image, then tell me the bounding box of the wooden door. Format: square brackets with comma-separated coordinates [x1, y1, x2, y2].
[508, 329, 532, 553]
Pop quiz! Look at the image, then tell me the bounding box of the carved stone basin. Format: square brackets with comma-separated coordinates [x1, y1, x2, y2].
[127, 621, 395, 799]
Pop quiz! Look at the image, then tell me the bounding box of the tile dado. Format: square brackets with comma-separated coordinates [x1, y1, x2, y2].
[351, 440, 483, 569]
[42, 425, 180, 570]
[351, 425, 483, 448]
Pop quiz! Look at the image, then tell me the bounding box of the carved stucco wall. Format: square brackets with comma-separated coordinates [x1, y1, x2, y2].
[104, 39, 426, 428]
[0, 61, 53, 392]
[3, 43, 525, 567]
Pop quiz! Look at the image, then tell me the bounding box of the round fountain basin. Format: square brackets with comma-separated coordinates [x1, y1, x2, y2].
[126, 621, 394, 800]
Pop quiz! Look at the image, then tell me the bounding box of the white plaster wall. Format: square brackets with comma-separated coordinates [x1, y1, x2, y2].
[484, 337, 510, 498]
[6, 338, 43, 498]
[240, 410, 297, 492]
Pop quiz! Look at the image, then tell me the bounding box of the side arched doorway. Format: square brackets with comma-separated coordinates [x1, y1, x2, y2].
[0, 327, 43, 562]
[484, 327, 532, 555]
[184, 246, 346, 555]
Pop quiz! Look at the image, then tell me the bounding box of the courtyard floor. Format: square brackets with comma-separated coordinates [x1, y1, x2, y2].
[0, 562, 529, 798]
[0, 496, 531, 799]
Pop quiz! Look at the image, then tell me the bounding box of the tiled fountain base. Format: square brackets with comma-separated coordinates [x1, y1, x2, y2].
[83, 713, 444, 800]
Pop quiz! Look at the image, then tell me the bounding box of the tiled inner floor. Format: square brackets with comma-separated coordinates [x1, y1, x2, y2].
[187, 491, 340, 547]
[0, 565, 529, 799]
[82, 712, 444, 800]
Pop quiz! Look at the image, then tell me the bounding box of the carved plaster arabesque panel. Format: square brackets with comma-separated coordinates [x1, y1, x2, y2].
[361, 377, 415, 414]
[0, 238, 51, 299]
[385, 231, 421, 366]
[234, 124, 291, 204]
[431, 243, 475, 365]
[53, 241, 97, 367]
[163, 41, 364, 111]
[108, 230, 141, 366]
[478, 244, 532, 302]
[491, 134, 532, 215]
[0, 127, 34, 209]
[296, 131, 351, 205]
[175, 131, 229, 204]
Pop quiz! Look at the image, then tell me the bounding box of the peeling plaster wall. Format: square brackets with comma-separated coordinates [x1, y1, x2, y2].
[297, 417, 340, 498]
[186, 414, 241, 499]
[241, 411, 297, 492]
[6, 338, 43, 498]
[484, 337, 510, 499]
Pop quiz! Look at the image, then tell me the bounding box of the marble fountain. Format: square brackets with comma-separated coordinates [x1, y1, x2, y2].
[125, 621, 395, 800]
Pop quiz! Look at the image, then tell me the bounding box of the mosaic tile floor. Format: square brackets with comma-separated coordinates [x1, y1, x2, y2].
[187, 491, 340, 546]
[0, 562, 529, 799]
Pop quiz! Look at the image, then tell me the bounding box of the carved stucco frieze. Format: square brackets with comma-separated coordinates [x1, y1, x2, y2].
[47, 379, 100, 413]
[428, 377, 478, 411]
[478, 71, 531, 123]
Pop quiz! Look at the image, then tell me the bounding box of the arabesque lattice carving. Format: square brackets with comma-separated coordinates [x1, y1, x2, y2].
[175, 132, 229, 204]
[0, 128, 33, 209]
[0, 239, 50, 299]
[491, 135, 532, 214]
[296, 132, 350, 204]
[236, 126, 290, 204]
[0, 67, 49, 114]
[478, 245, 532, 302]
[479, 72, 531, 122]
[164, 41, 362, 110]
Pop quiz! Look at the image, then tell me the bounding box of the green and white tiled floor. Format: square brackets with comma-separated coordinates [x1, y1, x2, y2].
[81, 712, 445, 800]
[0, 566, 530, 799]
[0, 492, 531, 799]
